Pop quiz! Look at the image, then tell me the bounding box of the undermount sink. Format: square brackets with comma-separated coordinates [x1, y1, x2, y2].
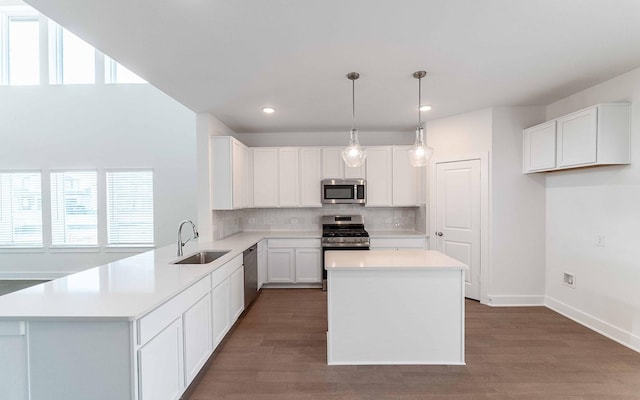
[172, 250, 230, 265]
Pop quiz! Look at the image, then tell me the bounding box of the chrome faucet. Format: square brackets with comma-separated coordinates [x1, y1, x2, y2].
[177, 220, 199, 257]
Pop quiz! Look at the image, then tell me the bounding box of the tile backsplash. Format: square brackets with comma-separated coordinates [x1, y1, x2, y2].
[212, 206, 424, 239]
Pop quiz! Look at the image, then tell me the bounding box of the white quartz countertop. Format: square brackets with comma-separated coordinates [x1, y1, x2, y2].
[325, 249, 466, 270]
[368, 230, 427, 238]
[0, 231, 319, 321]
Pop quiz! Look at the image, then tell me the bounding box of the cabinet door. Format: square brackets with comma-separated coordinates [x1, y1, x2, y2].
[556, 107, 597, 167]
[344, 161, 366, 179]
[392, 146, 419, 206]
[365, 147, 392, 206]
[229, 265, 245, 322]
[279, 148, 299, 206]
[138, 318, 184, 400]
[183, 293, 212, 385]
[300, 148, 322, 207]
[211, 279, 230, 348]
[322, 148, 344, 179]
[294, 248, 321, 283]
[232, 140, 244, 208]
[210, 136, 233, 210]
[267, 248, 295, 283]
[523, 121, 556, 172]
[253, 148, 279, 207]
[242, 147, 253, 208]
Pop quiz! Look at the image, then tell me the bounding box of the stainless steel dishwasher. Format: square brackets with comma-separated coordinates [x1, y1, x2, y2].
[243, 244, 258, 308]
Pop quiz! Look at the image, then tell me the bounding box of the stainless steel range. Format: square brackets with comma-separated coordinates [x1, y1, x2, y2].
[321, 215, 370, 290]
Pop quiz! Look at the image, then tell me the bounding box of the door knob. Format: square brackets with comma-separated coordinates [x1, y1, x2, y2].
[436, 232, 443, 237]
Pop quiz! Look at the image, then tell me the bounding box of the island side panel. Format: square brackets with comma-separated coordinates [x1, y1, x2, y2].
[327, 268, 464, 365]
[0, 321, 28, 400]
[28, 320, 133, 400]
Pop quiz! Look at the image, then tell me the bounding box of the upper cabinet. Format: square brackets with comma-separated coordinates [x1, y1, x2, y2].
[523, 103, 630, 173]
[322, 148, 365, 179]
[211, 136, 252, 210]
[212, 138, 423, 209]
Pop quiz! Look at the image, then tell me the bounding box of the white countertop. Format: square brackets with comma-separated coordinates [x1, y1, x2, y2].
[0, 231, 318, 321]
[324, 249, 466, 270]
[368, 230, 427, 238]
[0, 229, 428, 321]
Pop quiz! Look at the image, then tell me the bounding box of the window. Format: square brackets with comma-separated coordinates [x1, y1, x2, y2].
[104, 56, 146, 84]
[1, 9, 40, 85]
[106, 170, 153, 246]
[50, 171, 98, 246]
[49, 23, 95, 84]
[0, 172, 43, 247]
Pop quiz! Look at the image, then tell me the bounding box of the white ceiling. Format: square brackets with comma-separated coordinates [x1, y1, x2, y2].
[24, 0, 640, 133]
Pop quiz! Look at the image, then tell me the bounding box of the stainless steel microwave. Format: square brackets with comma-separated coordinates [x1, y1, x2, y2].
[321, 179, 366, 204]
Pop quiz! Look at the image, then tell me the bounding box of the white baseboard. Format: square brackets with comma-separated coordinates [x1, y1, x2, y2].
[486, 294, 546, 307]
[545, 296, 640, 353]
[0, 271, 73, 280]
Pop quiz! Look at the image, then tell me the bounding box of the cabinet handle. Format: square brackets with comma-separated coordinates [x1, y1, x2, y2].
[436, 232, 443, 237]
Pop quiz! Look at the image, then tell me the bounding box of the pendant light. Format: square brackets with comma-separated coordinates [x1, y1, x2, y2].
[341, 72, 366, 168]
[408, 71, 434, 167]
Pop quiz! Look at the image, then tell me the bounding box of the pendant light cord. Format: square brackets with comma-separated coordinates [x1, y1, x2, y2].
[418, 75, 422, 128]
[352, 78, 356, 130]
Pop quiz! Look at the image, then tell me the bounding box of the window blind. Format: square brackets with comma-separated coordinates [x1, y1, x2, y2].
[50, 171, 97, 246]
[106, 170, 154, 246]
[0, 172, 43, 247]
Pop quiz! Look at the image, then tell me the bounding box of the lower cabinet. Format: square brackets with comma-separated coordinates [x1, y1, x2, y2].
[230, 266, 245, 321]
[138, 318, 184, 400]
[266, 239, 321, 284]
[211, 278, 231, 347]
[183, 293, 212, 384]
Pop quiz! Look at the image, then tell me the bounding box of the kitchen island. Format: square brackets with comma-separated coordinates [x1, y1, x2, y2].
[325, 249, 466, 365]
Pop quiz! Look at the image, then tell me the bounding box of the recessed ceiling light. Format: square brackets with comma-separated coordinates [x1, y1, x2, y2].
[419, 105, 432, 112]
[262, 107, 276, 114]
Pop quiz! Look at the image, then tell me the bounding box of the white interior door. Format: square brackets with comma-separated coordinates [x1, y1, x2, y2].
[435, 159, 481, 300]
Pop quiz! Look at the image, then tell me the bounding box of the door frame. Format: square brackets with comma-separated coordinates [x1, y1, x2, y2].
[429, 152, 489, 305]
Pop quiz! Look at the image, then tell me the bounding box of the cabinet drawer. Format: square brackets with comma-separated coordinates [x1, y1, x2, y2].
[138, 276, 211, 345]
[370, 237, 426, 249]
[211, 254, 243, 287]
[267, 238, 321, 248]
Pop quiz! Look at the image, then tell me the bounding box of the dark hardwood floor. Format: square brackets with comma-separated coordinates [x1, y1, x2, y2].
[187, 289, 640, 400]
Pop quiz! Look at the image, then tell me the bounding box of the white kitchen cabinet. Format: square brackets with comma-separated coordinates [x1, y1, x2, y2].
[182, 293, 212, 384]
[266, 239, 322, 284]
[299, 147, 322, 207]
[279, 148, 299, 206]
[242, 146, 253, 207]
[392, 146, 421, 206]
[253, 148, 279, 207]
[267, 248, 295, 283]
[365, 147, 393, 206]
[229, 265, 245, 321]
[211, 136, 250, 210]
[294, 248, 322, 283]
[523, 121, 556, 172]
[211, 254, 244, 348]
[523, 103, 630, 173]
[138, 318, 184, 400]
[322, 147, 365, 179]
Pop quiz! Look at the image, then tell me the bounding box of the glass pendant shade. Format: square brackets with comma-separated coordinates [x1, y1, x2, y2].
[408, 126, 433, 167]
[341, 128, 366, 167]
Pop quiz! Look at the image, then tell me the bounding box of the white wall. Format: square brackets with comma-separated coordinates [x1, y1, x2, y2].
[490, 106, 546, 304]
[544, 67, 640, 350]
[0, 84, 196, 278]
[426, 106, 548, 305]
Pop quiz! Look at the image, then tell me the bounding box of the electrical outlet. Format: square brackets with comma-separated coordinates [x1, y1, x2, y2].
[595, 235, 605, 247]
[385, 218, 392, 224]
[563, 272, 576, 288]
[248, 218, 256, 224]
[290, 218, 299, 224]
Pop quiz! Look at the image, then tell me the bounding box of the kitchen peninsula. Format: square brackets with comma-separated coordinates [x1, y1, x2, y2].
[325, 249, 466, 365]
